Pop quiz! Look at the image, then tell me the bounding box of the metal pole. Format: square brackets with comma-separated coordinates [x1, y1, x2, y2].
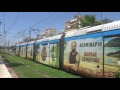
[3, 13, 6, 51]
[101, 12, 102, 22]
[29, 30, 31, 41]
[30, 29, 40, 40]
[8, 41, 9, 51]
[0, 19, 1, 25]
[37, 30, 40, 39]
[4, 24, 6, 51]
[0, 20, 2, 50]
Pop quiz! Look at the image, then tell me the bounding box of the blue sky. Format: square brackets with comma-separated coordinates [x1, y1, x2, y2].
[0, 12, 120, 46]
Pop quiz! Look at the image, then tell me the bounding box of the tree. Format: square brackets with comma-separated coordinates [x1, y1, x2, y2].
[80, 14, 96, 27]
[80, 15, 113, 28]
[95, 20, 103, 25]
[0, 46, 2, 49]
[23, 37, 31, 42]
[68, 14, 113, 30]
[72, 23, 80, 29]
[102, 18, 113, 24]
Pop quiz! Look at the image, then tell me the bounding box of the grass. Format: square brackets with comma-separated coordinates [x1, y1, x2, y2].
[0, 50, 81, 78]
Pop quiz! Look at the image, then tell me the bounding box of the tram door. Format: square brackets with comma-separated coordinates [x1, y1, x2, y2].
[104, 36, 120, 78]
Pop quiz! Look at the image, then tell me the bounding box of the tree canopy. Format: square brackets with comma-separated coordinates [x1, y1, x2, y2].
[80, 14, 96, 27]
[79, 14, 113, 28]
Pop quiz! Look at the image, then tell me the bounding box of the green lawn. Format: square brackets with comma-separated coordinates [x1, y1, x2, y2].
[0, 50, 81, 78]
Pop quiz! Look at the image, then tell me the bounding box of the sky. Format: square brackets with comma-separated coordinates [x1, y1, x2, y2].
[0, 12, 120, 46]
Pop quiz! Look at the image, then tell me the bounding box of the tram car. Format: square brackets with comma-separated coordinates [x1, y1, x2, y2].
[16, 20, 120, 78]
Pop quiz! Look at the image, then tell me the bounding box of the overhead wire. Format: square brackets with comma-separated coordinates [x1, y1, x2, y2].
[8, 12, 57, 43]
[6, 12, 24, 36]
[40, 12, 74, 29]
[8, 12, 79, 45]
[7, 12, 21, 33]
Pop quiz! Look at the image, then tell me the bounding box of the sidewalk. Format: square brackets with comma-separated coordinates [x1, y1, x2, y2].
[0, 58, 12, 78]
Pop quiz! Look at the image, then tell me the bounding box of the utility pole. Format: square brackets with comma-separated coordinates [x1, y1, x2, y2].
[4, 23, 6, 51]
[101, 12, 102, 22]
[0, 19, 1, 51]
[30, 29, 40, 40]
[0, 19, 2, 38]
[29, 30, 31, 41]
[8, 41, 9, 51]
[2, 12, 6, 51]
[0, 19, 1, 25]
[37, 30, 40, 39]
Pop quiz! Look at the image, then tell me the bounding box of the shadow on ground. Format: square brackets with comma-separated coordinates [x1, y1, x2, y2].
[3, 59, 24, 68]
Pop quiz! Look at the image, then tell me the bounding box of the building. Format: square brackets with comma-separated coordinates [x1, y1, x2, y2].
[65, 14, 83, 32]
[58, 30, 65, 34]
[41, 28, 57, 38]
